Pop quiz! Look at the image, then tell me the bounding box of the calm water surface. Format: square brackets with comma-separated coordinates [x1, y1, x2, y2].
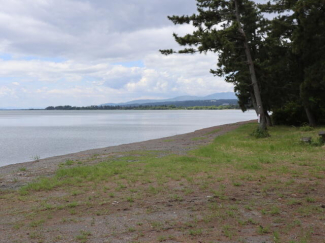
[0, 110, 256, 167]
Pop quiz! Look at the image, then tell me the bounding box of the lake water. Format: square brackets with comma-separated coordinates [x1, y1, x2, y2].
[0, 110, 257, 167]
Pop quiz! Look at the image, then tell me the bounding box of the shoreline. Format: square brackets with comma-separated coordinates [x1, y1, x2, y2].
[0, 120, 255, 189]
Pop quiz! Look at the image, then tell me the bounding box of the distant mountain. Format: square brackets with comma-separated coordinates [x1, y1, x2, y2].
[204, 92, 237, 100]
[101, 92, 237, 106]
[123, 99, 239, 108]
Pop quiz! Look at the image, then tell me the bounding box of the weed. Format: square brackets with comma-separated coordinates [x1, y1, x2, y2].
[29, 219, 45, 228]
[306, 197, 315, 203]
[42, 203, 54, 210]
[158, 236, 167, 242]
[258, 225, 270, 234]
[71, 190, 82, 196]
[76, 230, 91, 242]
[127, 197, 134, 203]
[246, 218, 258, 225]
[128, 227, 136, 232]
[13, 223, 24, 229]
[232, 181, 242, 187]
[270, 206, 280, 215]
[64, 160, 74, 166]
[29, 231, 42, 239]
[70, 209, 77, 215]
[31, 155, 40, 162]
[189, 229, 202, 236]
[151, 221, 163, 230]
[288, 199, 302, 206]
[170, 194, 183, 202]
[67, 202, 78, 208]
[273, 231, 280, 242]
[223, 225, 234, 239]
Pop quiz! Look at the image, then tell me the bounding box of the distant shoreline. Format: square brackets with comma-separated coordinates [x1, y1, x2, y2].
[1, 107, 241, 111]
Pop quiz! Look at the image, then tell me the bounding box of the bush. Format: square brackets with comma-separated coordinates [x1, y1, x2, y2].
[272, 102, 308, 126]
[299, 124, 314, 131]
[250, 127, 270, 138]
[309, 137, 324, 147]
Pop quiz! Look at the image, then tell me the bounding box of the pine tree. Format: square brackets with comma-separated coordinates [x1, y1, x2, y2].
[261, 0, 325, 126]
[160, 0, 268, 130]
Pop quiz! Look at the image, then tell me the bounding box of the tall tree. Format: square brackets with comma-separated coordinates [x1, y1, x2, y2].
[261, 0, 325, 126]
[160, 0, 268, 130]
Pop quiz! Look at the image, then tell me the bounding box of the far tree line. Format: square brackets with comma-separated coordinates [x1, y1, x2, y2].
[160, 0, 325, 130]
[45, 104, 239, 110]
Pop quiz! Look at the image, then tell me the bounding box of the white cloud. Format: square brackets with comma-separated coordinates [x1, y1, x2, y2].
[0, 0, 235, 108]
[0, 86, 15, 96]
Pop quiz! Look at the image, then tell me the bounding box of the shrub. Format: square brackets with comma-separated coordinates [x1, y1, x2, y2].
[250, 127, 270, 138]
[272, 102, 308, 126]
[300, 124, 314, 131]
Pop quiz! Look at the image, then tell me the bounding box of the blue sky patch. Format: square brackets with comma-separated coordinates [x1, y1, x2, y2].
[0, 53, 12, 61]
[113, 60, 144, 68]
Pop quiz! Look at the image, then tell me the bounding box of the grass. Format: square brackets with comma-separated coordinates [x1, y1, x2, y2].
[188, 229, 203, 236]
[76, 230, 91, 242]
[12, 127, 325, 194]
[2, 123, 324, 242]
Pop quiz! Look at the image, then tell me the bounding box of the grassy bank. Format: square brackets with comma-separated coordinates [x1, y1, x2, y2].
[1, 123, 324, 242]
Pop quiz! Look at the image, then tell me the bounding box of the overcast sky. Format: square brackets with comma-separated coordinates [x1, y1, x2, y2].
[0, 0, 238, 108]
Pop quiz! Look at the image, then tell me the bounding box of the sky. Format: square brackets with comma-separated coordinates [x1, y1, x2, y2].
[0, 0, 238, 108]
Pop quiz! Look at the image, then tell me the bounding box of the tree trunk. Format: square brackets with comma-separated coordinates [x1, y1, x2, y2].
[304, 107, 316, 127]
[265, 112, 273, 127]
[250, 90, 258, 115]
[234, 0, 266, 130]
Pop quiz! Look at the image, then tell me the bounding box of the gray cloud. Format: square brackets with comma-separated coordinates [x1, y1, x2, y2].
[0, 0, 197, 61]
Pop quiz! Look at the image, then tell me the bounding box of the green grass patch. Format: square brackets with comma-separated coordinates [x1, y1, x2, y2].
[19, 124, 325, 196]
